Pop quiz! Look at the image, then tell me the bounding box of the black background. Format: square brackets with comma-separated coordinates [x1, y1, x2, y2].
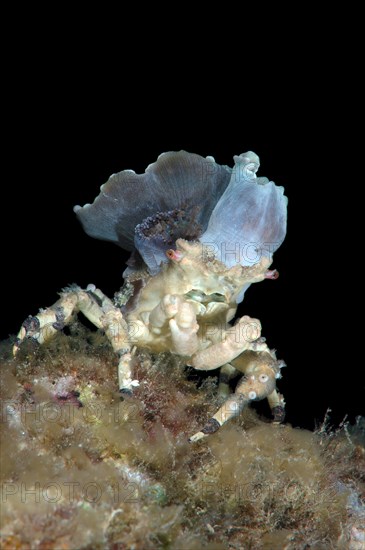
[2, 50, 362, 432]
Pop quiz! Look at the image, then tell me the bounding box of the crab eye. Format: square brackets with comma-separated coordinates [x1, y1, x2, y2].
[248, 391, 257, 400]
[259, 374, 269, 383]
[166, 249, 183, 262]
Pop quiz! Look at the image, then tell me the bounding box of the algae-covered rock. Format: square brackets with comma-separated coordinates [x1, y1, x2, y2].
[1, 333, 364, 549]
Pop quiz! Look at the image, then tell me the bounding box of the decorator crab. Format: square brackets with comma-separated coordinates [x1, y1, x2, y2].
[14, 151, 288, 442]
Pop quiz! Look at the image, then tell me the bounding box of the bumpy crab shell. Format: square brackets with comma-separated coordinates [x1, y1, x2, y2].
[74, 150, 287, 278]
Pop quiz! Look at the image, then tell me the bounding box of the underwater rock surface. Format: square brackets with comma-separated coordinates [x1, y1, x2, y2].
[1, 331, 364, 549]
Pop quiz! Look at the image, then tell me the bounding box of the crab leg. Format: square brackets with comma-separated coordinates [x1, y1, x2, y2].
[13, 292, 81, 354]
[13, 285, 137, 393]
[190, 315, 270, 371]
[217, 363, 239, 398]
[189, 355, 284, 442]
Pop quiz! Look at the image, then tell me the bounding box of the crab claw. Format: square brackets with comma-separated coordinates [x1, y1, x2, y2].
[265, 269, 279, 280]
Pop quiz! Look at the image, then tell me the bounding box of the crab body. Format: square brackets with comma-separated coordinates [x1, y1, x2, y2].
[124, 239, 271, 356]
[14, 150, 287, 441]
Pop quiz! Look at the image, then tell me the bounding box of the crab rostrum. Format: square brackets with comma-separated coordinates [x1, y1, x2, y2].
[14, 151, 288, 442]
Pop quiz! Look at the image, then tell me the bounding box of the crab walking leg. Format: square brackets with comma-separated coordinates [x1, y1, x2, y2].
[189, 359, 278, 442]
[75, 286, 137, 392]
[232, 351, 286, 423]
[92, 288, 138, 393]
[13, 284, 137, 391]
[13, 293, 78, 355]
[267, 389, 286, 423]
[189, 394, 249, 443]
[12, 286, 105, 355]
[190, 315, 269, 371]
[218, 363, 240, 398]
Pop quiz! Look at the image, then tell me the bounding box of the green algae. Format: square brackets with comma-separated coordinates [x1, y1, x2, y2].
[0, 330, 364, 549]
